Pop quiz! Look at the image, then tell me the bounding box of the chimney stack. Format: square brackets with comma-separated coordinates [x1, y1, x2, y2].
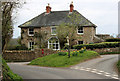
[70, 1, 74, 12]
[46, 3, 51, 13]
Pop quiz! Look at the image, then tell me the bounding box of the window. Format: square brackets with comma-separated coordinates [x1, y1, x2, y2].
[29, 42, 34, 50]
[28, 28, 34, 36]
[78, 26, 83, 34]
[78, 41, 83, 44]
[48, 37, 60, 50]
[51, 27, 56, 35]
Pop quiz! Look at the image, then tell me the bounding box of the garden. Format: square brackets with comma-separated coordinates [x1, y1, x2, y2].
[29, 48, 100, 67]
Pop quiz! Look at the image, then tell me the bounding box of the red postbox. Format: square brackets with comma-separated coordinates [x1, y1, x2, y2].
[42, 49, 44, 54]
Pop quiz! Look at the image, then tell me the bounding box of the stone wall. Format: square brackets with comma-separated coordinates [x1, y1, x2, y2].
[3, 49, 57, 62]
[21, 27, 51, 48]
[88, 47, 120, 53]
[21, 26, 96, 49]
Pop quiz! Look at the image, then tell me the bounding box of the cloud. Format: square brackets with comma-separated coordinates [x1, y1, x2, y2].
[13, 0, 119, 38]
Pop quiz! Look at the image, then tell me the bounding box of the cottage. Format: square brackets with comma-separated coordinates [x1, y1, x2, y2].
[19, 2, 104, 50]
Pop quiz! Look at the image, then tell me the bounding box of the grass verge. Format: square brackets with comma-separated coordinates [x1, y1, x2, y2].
[29, 51, 99, 67]
[2, 58, 23, 81]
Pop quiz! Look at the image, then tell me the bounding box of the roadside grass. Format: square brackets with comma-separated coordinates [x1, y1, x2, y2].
[29, 51, 99, 67]
[99, 52, 120, 55]
[117, 60, 120, 72]
[2, 58, 23, 81]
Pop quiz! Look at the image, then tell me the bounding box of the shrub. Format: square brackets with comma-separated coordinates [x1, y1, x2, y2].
[58, 52, 67, 56]
[106, 38, 120, 42]
[7, 44, 28, 50]
[99, 52, 120, 55]
[15, 45, 28, 50]
[2, 58, 23, 81]
[72, 51, 79, 56]
[73, 42, 120, 50]
[117, 60, 120, 72]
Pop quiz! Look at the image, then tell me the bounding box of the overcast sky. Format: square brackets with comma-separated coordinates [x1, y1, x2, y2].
[12, 0, 119, 38]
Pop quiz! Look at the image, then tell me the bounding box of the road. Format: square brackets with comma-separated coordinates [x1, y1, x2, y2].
[8, 54, 119, 79]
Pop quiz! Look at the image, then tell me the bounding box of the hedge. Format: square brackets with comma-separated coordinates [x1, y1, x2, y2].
[117, 60, 120, 72]
[106, 38, 120, 42]
[2, 58, 23, 81]
[99, 52, 120, 55]
[73, 42, 120, 50]
[6, 44, 28, 50]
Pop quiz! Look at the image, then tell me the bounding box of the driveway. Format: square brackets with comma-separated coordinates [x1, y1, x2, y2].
[8, 54, 119, 79]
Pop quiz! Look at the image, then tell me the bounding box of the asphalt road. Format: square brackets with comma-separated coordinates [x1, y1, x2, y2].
[8, 54, 119, 79]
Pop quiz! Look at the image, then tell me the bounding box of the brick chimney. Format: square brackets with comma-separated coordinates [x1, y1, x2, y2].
[46, 3, 51, 13]
[70, 1, 74, 12]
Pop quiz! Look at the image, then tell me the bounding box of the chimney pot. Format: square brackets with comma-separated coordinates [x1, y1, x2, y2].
[70, 1, 74, 12]
[46, 3, 51, 13]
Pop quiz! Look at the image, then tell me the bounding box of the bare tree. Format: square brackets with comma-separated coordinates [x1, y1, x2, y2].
[56, 12, 86, 58]
[2, 1, 25, 52]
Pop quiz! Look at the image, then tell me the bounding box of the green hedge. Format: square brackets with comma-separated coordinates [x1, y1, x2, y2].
[106, 38, 120, 42]
[2, 58, 23, 81]
[117, 60, 120, 72]
[99, 52, 120, 55]
[73, 42, 120, 50]
[6, 44, 28, 50]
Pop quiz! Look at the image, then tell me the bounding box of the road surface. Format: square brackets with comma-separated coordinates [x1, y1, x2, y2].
[8, 54, 119, 79]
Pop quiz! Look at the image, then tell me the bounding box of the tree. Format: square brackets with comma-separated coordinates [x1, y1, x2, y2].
[56, 12, 86, 58]
[56, 12, 85, 49]
[1, 1, 25, 52]
[34, 30, 48, 49]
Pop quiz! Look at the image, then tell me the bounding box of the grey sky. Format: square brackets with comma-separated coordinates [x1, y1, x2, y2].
[12, 0, 119, 38]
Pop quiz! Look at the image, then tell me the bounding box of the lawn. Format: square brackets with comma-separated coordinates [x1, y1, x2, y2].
[29, 50, 99, 67]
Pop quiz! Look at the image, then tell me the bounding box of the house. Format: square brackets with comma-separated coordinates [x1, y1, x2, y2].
[18, 2, 106, 50]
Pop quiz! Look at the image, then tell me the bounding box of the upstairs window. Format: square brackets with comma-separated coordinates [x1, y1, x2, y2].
[78, 26, 83, 34]
[78, 41, 83, 44]
[51, 27, 56, 35]
[28, 28, 34, 36]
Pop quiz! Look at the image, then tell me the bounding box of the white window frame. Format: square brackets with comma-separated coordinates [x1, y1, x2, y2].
[48, 42, 60, 50]
[51, 26, 57, 35]
[77, 26, 84, 34]
[28, 28, 34, 36]
[48, 37, 60, 50]
[77, 41, 84, 45]
[28, 41, 34, 50]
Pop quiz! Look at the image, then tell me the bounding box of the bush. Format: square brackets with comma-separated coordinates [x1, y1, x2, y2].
[15, 45, 28, 50]
[106, 38, 120, 42]
[72, 51, 79, 56]
[2, 58, 23, 81]
[58, 52, 67, 56]
[117, 60, 120, 72]
[7, 44, 28, 50]
[73, 42, 120, 50]
[99, 52, 120, 55]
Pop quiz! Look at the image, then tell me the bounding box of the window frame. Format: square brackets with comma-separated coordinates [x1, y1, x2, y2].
[49, 42, 59, 50]
[51, 26, 57, 35]
[77, 26, 84, 34]
[48, 37, 60, 50]
[28, 28, 34, 36]
[78, 41, 84, 45]
[28, 41, 34, 50]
